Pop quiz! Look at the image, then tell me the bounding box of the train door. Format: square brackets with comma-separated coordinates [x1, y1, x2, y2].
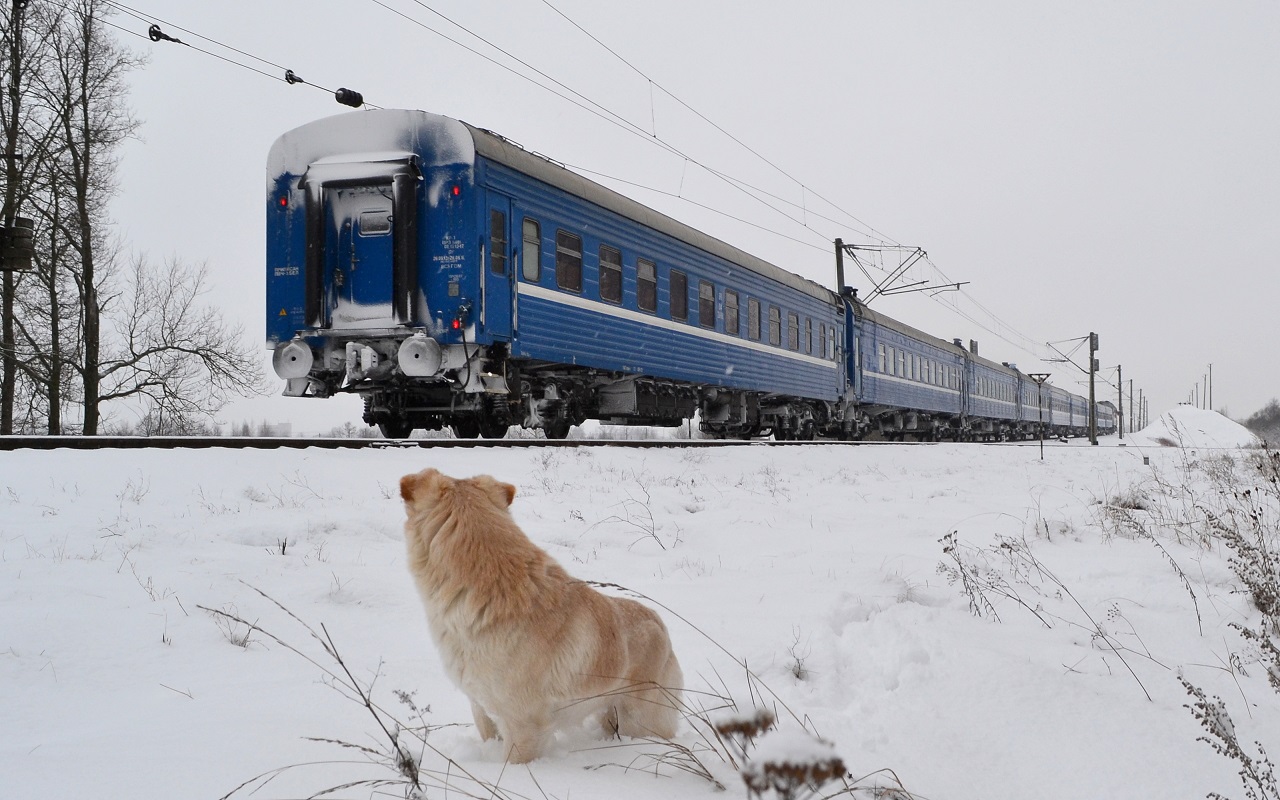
[322, 183, 396, 329]
[483, 196, 513, 340]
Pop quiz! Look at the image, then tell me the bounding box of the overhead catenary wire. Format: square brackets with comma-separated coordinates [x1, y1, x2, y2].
[94, 0, 378, 107]
[537, 0, 900, 248]
[523, 1, 1082, 370]
[368, 0, 851, 246]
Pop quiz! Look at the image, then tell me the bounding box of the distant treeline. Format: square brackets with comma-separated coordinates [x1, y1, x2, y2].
[1242, 399, 1280, 445]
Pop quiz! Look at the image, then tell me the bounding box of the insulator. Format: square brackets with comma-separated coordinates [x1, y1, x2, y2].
[334, 88, 364, 108]
[285, 69, 303, 85]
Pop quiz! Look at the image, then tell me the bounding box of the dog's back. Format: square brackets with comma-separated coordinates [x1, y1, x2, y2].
[401, 468, 683, 761]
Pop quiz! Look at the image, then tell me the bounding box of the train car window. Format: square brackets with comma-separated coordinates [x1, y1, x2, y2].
[637, 259, 656, 312]
[768, 307, 781, 346]
[555, 230, 582, 292]
[670, 270, 688, 321]
[489, 210, 507, 275]
[786, 312, 799, 350]
[725, 290, 739, 335]
[820, 323, 828, 357]
[521, 218, 541, 281]
[359, 210, 391, 236]
[877, 342, 886, 372]
[698, 281, 715, 328]
[897, 349, 906, 377]
[805, 319, 813, 354]
[748, 298, 761, 340]
[828, 328, 837, 360]
[599, 245, 622, 303]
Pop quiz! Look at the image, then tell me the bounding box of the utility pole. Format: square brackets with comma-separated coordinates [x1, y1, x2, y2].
[1029, 373, 1050, 460]
[1117, 364, 1123, 440]
[1088, 332, 1098, 445]
[1128, 378, 1134, 432]
[834, 238, 845, 294]
[1208, 363, 1213, 411]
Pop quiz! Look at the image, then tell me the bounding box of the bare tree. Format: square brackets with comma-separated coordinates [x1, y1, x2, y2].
[98, 255, 261, 433]
[2, 2, 264, 435]
[0, 0, 44, 433]
[41, 0, 142, 434]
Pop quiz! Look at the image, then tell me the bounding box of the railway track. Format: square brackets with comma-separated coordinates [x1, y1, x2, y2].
[0, 435, 954, 452]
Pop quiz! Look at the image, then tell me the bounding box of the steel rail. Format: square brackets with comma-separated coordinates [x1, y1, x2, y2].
[0, 435, 948, 452]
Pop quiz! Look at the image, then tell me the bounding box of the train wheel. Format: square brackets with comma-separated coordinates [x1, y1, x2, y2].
[451, 418, 480, 439]
[478, 416, 510, 439]
[378, 418, 413, 439]
[543, 418, 571, 440]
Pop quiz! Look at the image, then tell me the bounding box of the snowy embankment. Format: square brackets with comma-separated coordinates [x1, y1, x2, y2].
[1128, 404, 1261, 448]
[2, 409, 1276, 799]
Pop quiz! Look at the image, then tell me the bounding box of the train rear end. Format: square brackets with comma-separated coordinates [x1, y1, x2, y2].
[265, 110, 499, 436]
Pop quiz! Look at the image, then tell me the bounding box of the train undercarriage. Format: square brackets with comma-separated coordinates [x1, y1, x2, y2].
[280, 337, 1096, 442]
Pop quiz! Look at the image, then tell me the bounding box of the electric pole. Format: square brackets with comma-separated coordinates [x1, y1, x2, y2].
[1088, 332, 1098, 445]
[1029, 373, 1050, 460]
[1117, 364, 1123, 440]
[1128, 378, 1134, 432]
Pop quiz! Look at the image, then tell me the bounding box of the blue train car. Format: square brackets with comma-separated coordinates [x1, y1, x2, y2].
[266, 109, 1112, 441]
[267, 110, 845, 438]
[856, 306, 965, 439]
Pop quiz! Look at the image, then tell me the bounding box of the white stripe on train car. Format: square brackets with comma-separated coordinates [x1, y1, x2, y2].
[518, 282, 838, 371]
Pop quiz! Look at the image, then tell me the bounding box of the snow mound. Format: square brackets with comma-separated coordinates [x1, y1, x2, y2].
[1130, 405, 1260, 448]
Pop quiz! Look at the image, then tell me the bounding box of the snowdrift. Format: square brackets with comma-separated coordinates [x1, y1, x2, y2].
[1129, 404, 1260, 448]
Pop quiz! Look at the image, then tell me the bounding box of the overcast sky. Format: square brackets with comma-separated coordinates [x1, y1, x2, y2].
[105, 0, 1278, 432]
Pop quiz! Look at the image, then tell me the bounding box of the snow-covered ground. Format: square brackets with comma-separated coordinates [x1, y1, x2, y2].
[3, 408, 1276, 800]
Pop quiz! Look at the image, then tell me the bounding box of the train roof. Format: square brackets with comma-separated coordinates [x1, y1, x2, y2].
[461, 121, 838, 306]
[267, 109, 838, 307]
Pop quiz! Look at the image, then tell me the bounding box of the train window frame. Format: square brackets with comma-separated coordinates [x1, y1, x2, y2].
[599, 244, 622, 304]
[877, 341, 886, 372]
[637, 258, 656, 312]
[555, 229, 582, 293]
[358, 210, 391, 236]
[725, 290, 739, 335]
[698, 280, 715, 328]
[489, 209, 507, 276]
[768, 306, 781, 347]
[748, 298, 761, 340]
[521, 218, 541, 281]
[670, 269, 688, 321]
[805, 319, 813, 354]
[786, 312, 799, 351]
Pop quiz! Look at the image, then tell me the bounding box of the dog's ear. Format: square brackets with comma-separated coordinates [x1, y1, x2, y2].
[399, 473, 418, 502]
[474, 475, 517, 508]
[399, 468, 442, 502]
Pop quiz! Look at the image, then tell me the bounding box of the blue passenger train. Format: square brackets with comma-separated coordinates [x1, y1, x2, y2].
[266, 109, 1113, 441]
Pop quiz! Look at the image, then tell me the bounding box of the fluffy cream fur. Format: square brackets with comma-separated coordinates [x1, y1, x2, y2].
[400, 467, 683, 763]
